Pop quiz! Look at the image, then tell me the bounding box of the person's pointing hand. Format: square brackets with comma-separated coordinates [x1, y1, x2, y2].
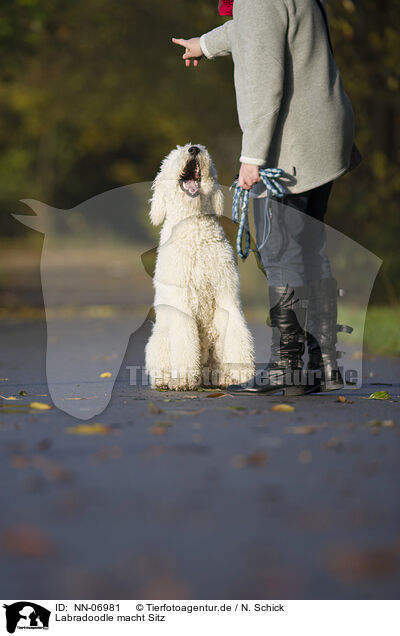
[172, 37, 202, 67]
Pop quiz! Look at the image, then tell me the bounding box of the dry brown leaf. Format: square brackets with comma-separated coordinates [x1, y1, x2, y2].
[64, 396, 97, 401]
[324, 544, 399, 583]
[367, 419, 395, 429]
[285, 425, 317, 435]
[1, 524, 54, 557]
[206, 392, 227, 399]
[323, 437, 344, 450]
[231, 450, 268, 468]
[148, 402, 164, 414]
[337, 395, 347, 403]
[99, 372, 112, 378]
[166, 408, 206, 416]
[298, 450, 312, 464]
[92, 446, 123, 463]
[247, 450, 268, 467]
[148, 425, 168, 436]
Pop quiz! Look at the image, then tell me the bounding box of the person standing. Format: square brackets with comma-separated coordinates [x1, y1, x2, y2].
[172, 0, 360, 395]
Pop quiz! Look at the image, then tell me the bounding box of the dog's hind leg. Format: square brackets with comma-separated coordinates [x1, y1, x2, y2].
[212, 291, 255, 387]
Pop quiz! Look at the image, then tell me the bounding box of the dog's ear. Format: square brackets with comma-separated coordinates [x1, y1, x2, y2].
[212, 186, 224, 217]
[149, 174, 167, 226]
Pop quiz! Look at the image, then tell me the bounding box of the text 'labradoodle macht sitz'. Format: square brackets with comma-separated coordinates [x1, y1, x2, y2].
[145, 143, 255, 391]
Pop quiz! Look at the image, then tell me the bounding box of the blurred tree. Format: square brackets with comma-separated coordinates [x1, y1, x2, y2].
[0, 0, 399, 299]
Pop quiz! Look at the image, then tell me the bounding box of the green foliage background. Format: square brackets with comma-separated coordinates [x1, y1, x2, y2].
[0, 0, 399, 301]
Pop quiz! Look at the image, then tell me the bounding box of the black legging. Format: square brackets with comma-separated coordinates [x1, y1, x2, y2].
[252, 181, 333, 286]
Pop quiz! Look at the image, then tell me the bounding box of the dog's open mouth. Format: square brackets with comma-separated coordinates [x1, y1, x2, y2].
[179, 159, 201, 197]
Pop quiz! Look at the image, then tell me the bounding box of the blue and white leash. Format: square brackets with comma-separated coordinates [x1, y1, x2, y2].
[230, 167, 286, 260]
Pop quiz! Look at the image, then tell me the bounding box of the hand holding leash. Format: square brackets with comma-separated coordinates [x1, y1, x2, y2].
[231, 167, 286, 260]
[238, 163, 261, 189]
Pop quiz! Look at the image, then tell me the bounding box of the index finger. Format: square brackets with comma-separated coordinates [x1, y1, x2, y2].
[172, 37, 187, 47]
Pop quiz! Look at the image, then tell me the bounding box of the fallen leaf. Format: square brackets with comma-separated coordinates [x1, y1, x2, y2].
[100, 372, 112, 378]
[231, 451, 268, 469]
[382, 419, 395, 428]
[272, 404, 295, 412]
[162, 396, 198, 401]
[32, 456, 73, 482]
[324, 544, 399, 583]
[231, 454, 247, 469]
[138, 573, 191, 599]
[166, 408, 206, 416]
[367, 419, 395, 428]
[91, 446, 123, 463]
[148, 425, 168, 436]
[29, 402, 52, 410]
[298, 449, 312, 464]
[0, 395, 20, 401]
[64, 396, 97, 401]
[247, 450, 268, 467]
[285, 425, 317, 435]
[65, 423, 113, 435]
[148, 402, 164, 414]
[368, 391, 391, 400]
[11, 455, 31, 469]
[19, 390, 28, 396]
[0, 403, 25, 407]
[323, 437, 344, 450]
[206, 392, 227, 399]
[337, 395, 347, 403]
[227, 405, 246, 411]
[37, 438, 53, 451]
[1, 524, 54, 557]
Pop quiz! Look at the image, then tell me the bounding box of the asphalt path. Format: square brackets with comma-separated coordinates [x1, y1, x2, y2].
[0, 317, 399, 600]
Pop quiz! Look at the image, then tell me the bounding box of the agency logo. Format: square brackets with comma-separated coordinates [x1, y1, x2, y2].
[3, 602, 50, 633]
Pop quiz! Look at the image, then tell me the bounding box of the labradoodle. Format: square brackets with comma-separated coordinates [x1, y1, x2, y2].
[145, 143, 255, 390]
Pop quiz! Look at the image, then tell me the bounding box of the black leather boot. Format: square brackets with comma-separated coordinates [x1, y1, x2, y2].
[305, 278, 353, 392]
[226, 285, 307, 395]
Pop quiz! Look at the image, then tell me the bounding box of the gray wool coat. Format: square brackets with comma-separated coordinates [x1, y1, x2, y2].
[199, 0, 356, 194]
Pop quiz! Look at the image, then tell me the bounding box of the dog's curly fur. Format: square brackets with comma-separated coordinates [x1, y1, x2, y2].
[145, 143, 255, 390]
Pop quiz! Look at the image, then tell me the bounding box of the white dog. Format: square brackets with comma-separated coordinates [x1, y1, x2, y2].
[145, 143, 255, 390]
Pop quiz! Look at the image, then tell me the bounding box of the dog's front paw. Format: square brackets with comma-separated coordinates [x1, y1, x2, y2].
[216, 364, 256, 388]
[149, 370, 172, 390]
[168, 373, 201, 391]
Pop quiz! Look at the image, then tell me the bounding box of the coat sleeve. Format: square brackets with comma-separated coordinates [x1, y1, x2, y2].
[199, 20, 233, 59]
[233, 0, 288, 165]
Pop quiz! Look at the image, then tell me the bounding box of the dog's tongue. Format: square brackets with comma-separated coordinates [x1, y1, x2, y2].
[184, 179, 199, 195]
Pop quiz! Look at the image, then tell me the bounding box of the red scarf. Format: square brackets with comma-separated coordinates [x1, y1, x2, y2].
[218, 0, 233, 16]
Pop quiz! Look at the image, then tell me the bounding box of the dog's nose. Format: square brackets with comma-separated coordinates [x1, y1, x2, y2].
[188, 145, 200, 156]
